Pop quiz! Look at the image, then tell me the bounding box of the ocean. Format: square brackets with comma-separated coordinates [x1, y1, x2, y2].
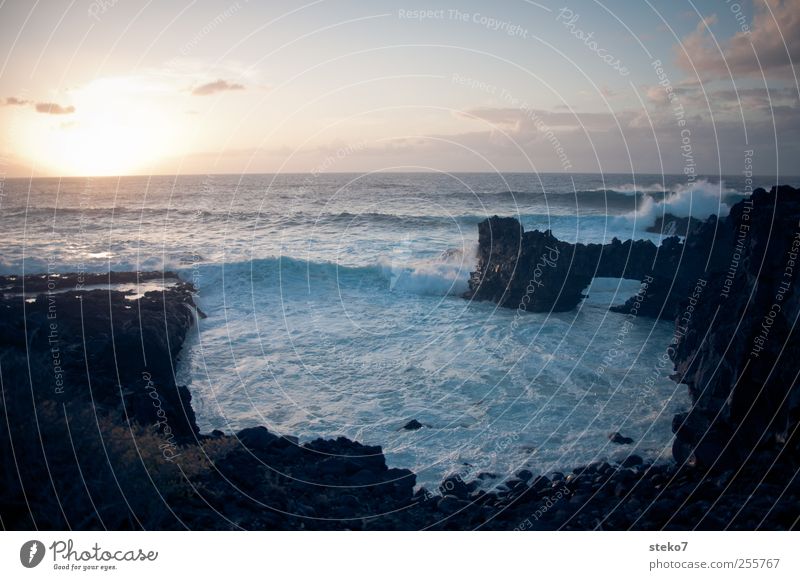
[0, 172, 764, 487]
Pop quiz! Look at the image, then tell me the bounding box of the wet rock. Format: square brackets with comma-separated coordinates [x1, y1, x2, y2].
[669, 186, 800, 470]
[465, 216, 703, 319]
[646, 213, 705, 236]
[0, 272, 201, 440]
[438, 495, 467, 515]
[505, 478, 525, 489]
[622, 455, 643, 468]
[609, 432, 635, 445]
[402, 419, 423, 430]
[517, 469, 534, 482]
[237, 426, 278, 451]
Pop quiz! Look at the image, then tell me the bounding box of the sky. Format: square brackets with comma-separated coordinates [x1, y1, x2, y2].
[0, 0, 797, 177]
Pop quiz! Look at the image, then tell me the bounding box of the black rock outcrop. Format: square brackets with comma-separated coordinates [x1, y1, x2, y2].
[645, 213, 705, 236]
[465, 215, 708, 319]
[0, 272, 418, 530]
[0, 271, 200, 440]
[3, 183, 800, 530]
[670, 185, 800, 470]
[465, 186, 800, 475]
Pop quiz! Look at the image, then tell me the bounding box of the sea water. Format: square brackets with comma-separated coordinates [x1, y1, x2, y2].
[0, 172, 758, 487]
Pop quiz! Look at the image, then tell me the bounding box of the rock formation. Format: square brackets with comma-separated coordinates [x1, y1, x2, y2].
[2, 186, 799, 530]
[465, 186, 800, 474]
[465, 215, 707, 319]
[670, 185, 800, 470]
[0, 271, 200, 441]
[645, 213, 705, 236]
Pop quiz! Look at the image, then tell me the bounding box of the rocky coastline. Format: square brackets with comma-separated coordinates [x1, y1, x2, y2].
[1, 185, 799, 530]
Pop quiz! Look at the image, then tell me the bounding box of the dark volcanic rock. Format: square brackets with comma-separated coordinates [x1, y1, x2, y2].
[517, 469, 533, 482]
[237, 426, 279, 450]
[0, 270, 178, 294]
[465, 215, 708, 319]
[646, 213, 706, 236]
[5, 181, 800, 533]
[621, 455, 643, 468]
[670, 185, 800, 470]
[609, 432, 635, 445]
[0, 271, 200, 440]
[402, 419, 424, 430]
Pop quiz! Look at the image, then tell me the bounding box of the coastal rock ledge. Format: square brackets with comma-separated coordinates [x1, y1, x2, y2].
[466, 185, 800, 474]
[1, 186, 799, 530]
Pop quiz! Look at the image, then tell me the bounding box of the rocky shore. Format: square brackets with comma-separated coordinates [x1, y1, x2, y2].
[463, 215, 703, 319]
[1, 185, 799, 530]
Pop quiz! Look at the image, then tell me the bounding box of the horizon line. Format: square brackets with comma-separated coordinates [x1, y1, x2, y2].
[5, 170, 797, 180]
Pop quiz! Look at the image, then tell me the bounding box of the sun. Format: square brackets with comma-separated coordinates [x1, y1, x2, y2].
[20, 77, 182, 176]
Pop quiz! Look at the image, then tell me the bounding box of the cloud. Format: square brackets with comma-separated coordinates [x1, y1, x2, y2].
[675, 0, 800, 79]
[3, 96, 30, 106]
[456, 107, 624, 132]
[35, 102, 75, 115]
[600, 85, 619, 98]
[443, 92, 800, 174]
[644, 83, 799, 119]
[191, 79, 245, 96]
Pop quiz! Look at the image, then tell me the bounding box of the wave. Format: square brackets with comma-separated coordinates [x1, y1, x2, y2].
[617, 179, 738, 230]
[1, 206, 135, 218]
[8, 189, 663, 228]
[313, 211, 493, 229]
[588, 183, 668, 195]
[180, 248, 478, 298]
[443, 189, 649, 209]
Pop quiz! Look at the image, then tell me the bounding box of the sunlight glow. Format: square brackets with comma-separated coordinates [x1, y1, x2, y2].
[20, 77, 182, 176]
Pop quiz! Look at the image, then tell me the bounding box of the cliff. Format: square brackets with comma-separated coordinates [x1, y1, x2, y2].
[464, 215, 709, 319]
[670, 185, 800, 470]
[465, 186, 800, 474]
[2, 185, 800, 530]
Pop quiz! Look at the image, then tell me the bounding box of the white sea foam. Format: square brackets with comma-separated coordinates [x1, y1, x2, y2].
[379, 243, 478, 296]
[620, 179, 736, 229]
[4, 172, 739, 487]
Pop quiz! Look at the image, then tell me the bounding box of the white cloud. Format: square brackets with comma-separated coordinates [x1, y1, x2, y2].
[676, 0, 800, 80]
